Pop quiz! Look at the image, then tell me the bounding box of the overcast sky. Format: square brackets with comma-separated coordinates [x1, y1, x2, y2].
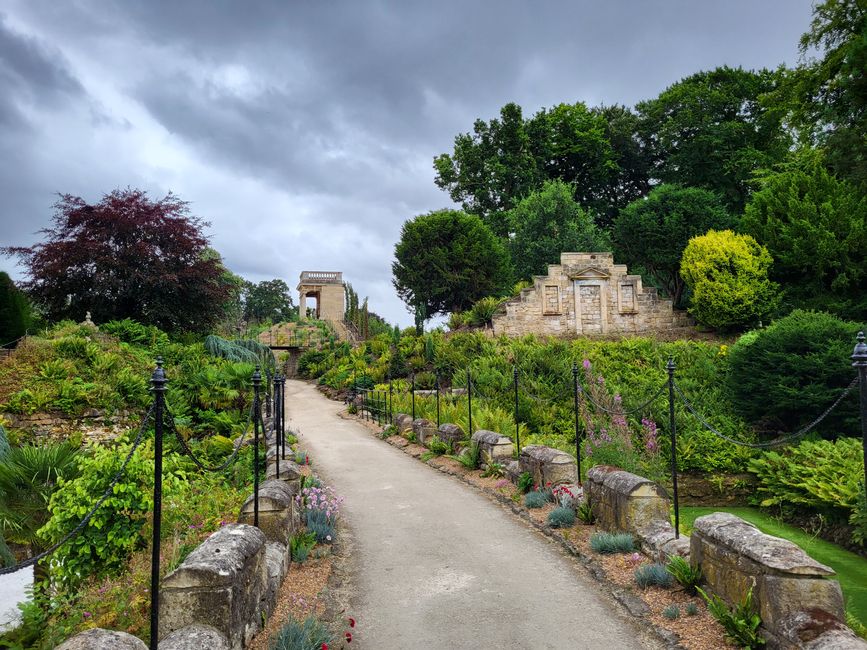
[0, 0, 814, 327]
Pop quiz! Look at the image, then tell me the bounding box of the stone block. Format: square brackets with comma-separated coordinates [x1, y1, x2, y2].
[691, 512, 846, 643]
[411, 418, 436, 446]
[159, 524, 268, 650]
[266, 458, 303, 485]
[436, 423, 465, 448]
[238, 479, 297, 544]
[394, 413, 413, 433]
[519, 445, 577, 486]
[159, 624, 230, 650]
[471, 430, 514, 464]
[776, 610, 867, 649]
[262, 541, 289, 617]
[586, 466, 670, 535]
[56, 629, 146, 650]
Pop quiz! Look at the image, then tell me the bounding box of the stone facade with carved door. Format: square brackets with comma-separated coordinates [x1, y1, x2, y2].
[492, 252, 691, 338]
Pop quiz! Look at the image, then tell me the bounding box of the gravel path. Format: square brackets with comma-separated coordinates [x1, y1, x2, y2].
[285, 379, 657, 650]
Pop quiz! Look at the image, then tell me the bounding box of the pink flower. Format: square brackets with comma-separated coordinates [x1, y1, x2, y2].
[583, 359, 591, 370]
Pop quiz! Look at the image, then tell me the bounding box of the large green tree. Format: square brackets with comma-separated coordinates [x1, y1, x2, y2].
[786, 0, 867, 190]
[636, 66, 791, 213]
[242, 278, 296, 323]
[3, 189, 234, 333]
[433, 102, 647, 235]
[0, 272, 33, 345]
[508, 180, 610, 281]
[742, 153, 867, 318]
[613, 184, 734, 306]
[392, 210, 511, 319]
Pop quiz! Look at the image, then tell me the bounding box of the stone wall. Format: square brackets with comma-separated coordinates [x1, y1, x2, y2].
[492, 252, 691, 338]
[2, 409, 136, 444]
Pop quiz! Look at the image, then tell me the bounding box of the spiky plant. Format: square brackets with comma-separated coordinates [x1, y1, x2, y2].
[524, 490, 548, 508]
[634, 563, 673, 589]
[589, 532, 636, 554]
[547, 506, 576, 528]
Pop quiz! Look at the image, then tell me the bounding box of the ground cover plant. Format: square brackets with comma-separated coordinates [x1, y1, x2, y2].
[301, 329, 759, 475]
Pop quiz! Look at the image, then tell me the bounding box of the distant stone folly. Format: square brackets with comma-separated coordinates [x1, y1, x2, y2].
[492, 252, 690, 337]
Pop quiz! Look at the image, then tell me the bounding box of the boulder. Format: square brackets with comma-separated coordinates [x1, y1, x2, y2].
[691, 513, 845, 640]
[56, 629, 146, 650]
[519, 445, 577, 486]
[262, 541, 289, 616]
[775, 609, 867, 649]
[436, 423, 465, 448]
[393, 413, 413, 434]
[159, 624, 230, 650]
[266, 458, 303, 486]
[238, 479, 297, 544]
[411, 418, 437, 446]
[471, 430, 513, 464]
[159, 524, 269, 650]
[586, 466, 670, 535]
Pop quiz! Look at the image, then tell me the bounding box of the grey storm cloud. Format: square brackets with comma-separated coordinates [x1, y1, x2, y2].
[0, 0, 814, 325]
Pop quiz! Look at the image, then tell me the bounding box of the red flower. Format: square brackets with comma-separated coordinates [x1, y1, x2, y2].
[345, 632, 352, 643]
[321, 645, 328, 650]
[348, 617, 356, 628]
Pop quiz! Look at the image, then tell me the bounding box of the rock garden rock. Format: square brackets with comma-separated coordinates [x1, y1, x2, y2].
[519, 445, 577, 486]
[159, 524, 269, 650]
[471, 430, 513, 464]
[411, 418, 436, 446]
[56, 629, 146, 650]
[238, 479, 297, 544]
[586, 466, 670, 535]
[159, 624, 230, 650]
[436, 423, 464, 448]
[394, 413, 413, 433]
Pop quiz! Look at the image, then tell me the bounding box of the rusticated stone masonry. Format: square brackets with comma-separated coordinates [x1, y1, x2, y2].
[493, 252, 691, 338]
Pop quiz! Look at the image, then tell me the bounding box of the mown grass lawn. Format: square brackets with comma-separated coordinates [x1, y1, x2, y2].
[680, 506, 867, 627]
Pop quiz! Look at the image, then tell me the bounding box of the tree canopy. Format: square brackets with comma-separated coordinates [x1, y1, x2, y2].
[613, 184, 734, 307]
[433, 102, 647, 234]
[636, 66, 791, 213]
[3, 189, 233, 333]
[508, 180, 610, 282]
[392, 209, 511, 318]
[242, 279, 296, 323]
[742, 152, 867, 319]
[0, 272, 34, 346]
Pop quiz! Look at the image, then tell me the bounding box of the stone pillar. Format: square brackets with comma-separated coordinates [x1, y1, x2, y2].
[298, 293, 307, 321]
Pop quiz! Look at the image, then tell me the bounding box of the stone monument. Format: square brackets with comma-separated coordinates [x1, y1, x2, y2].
[492, 252, 690, 337]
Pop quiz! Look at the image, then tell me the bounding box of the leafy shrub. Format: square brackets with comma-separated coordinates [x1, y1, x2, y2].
[40, 440, 180, 588]
[590, 532, 635, 554]
[0, 422, 9, 459]
[681, 230, 778, 330]
[853, 486, 867, 547]
[748, 438, 863, 524]
[270, 615, 334, 650]
[726, 310, 864, 436]
[666, 555, 702, 595]
[662, 604, 680, 620]
[547, 506, 576, 528]
[698, 586, 765, 648]
[576, 500, 595, 524]
[427, 438, 449, 455]
[102, 319, 169, 348]
[634, 563, 674, 589]
[517, 471, 534, 494]
[290, 531, 317, 564]
[450, 442, 481, 469]
[524, 490, 548, 508]
[469, 296, 505, 328]
[481, 461, 505, 478]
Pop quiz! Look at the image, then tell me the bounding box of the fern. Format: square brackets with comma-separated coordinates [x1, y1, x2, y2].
[698, 587, 765, 648]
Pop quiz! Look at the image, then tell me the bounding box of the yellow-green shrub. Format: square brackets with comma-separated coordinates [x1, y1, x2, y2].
[680, 229, 779, 330]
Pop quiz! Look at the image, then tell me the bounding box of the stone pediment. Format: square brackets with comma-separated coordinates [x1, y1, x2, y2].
[565, 265, 610, 281]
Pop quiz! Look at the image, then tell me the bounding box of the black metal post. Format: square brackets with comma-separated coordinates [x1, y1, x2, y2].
[252, 366, 261, 527]
[274, 374, 281, 479]
[667, 357, 680, 539]
[435, 373, 441, 427]
[573, 362, 582, 484]
[280, 375, 286, 463]
[467, 368, 473, 436]
[389, 380, 393, 425]
[265, 369, 272, 418]
[852, 332, 867, 491]
[362, 390, 367, 420]
[513, 366, 520, 455]
[149, 357, 167, 650]
[411, 374, 416, 420]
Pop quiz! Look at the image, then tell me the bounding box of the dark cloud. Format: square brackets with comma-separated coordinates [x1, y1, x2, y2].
[0, 0, 814, 324]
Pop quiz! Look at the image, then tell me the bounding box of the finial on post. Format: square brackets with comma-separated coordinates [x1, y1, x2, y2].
[666, 356, 676, 374]
[151, 356, 167, 391]
[252, 364, 262, 387]
[853, 332, 867, 367]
